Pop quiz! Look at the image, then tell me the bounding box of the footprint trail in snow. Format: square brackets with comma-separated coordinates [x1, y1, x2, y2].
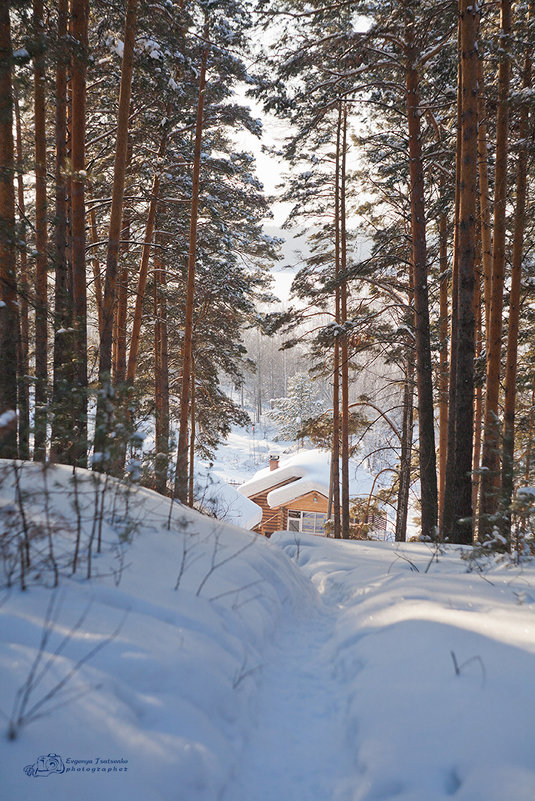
[222, 599, 354, 801]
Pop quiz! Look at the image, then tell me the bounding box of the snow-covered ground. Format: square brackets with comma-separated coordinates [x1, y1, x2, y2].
[192, 467, 263, 529]
[206, 421, 285, 485]
[191, 422, 283, 528]
[1, 461, 535, 800]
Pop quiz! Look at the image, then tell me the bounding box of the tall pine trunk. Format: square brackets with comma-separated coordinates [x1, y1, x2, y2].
[188, 354, 196, 508]
[339, 101, 350, 539]
[438, 207, 448, 520]
[33, 0, 49, 461]
[329, 101, 343, 540]
[174, 33, 209, 502]
[89, 203, 103, 335]
[472, 240, 483, 518]
[126, 131, 167, 383]
[330, 334, 341, 539]
[395, 348, 414, 542]
[451, 0, 480, 544]
[94, 0, 138, 464]
[70, 0, 89, 466]
[0, 0, 18, 458]
[441, 42, 463, 539]
[405, 13, 438, 539]
[113, 131, 133, 385]
[13, 88, 30, 458]
[523, 391, 535, 486]
[479, 0, 512, 538]
[51, 0, 71, 462]
[154, 220, 169, 495]
[501, 5, 532, 539]
[113, 208, 130, 384]
[477, 57, 493, 350]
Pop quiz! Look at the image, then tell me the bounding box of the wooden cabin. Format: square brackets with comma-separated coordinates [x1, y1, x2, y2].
[239, 449, 389, 539]
[247, 480, 329, 537]
[239, 451, 342, 538]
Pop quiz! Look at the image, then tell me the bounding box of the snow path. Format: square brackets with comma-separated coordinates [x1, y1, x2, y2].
[222, 593, 354, 801]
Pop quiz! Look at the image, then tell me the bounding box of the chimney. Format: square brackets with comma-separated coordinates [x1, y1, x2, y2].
[269, 455, 280, 471]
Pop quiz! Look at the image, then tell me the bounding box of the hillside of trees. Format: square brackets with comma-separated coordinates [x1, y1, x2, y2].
[1, 0, 534, 548]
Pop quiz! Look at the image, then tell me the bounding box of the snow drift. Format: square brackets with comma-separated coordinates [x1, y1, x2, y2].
[1, 460, 535, 801]
[0, 460, 315, 801]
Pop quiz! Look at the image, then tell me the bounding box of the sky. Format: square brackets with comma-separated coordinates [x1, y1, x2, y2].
[232, 79, 309, 303]
[233, 62, 370, 305]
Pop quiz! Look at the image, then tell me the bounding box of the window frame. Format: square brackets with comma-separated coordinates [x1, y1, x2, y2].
[287, 509, 326, 536]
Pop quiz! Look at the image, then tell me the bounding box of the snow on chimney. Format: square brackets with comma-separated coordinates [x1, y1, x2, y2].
[269, 455, 280, 471]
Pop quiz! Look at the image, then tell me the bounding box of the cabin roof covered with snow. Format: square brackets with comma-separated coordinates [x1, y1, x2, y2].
[194, 469, 263, 529]
[238, 448, 374, 509]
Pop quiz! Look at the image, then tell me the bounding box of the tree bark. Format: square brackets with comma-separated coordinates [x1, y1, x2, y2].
[340, 102, 350, 539]
[501, 4, 532, 540]
[0, 1, 18, 458]
[451, 0, 480, 544]
[113, 130, 133, 385]
[329, 101, 343, 540]
[88, 203, 103, 335]
[188, 354, 195, 508]
[395, 349, 414, 542]
[441, 38, 463, 539]
[524, 390, 535, 486]
[33, 0, 49, 461]
[479, 0, 512, 538]
[438, 206, 448, 521]
[331, 334, 341, 539]
[477, 57, 493, 351]
[154, 220, 169, 495]
[472, 239, 483, 519]
[70, 0, 89, 466]
[114, 207, 130, 384]
[174, 33, 209, 501]
[51, 0, 70, 463]
[404, 14, 438, 539]
[93, 0, 139, 464]
[13, 87, 30, 459]
[126, 132, 167, 383]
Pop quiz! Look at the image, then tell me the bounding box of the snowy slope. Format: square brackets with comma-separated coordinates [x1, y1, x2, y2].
[265, 534, 535, 801]
[0, 461, 315, 801]
[191, 423, 282, 527]
[1, 461, 535, 800]
[192, 467, 262, 529]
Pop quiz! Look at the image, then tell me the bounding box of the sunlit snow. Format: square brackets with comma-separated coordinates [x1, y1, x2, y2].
[1, 460, 534, 800]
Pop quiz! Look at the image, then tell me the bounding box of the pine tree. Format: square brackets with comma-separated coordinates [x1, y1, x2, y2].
[93, 0, 139, 467]
[175, 23, 209, 503]
[32, 0, 48, 460]
[270, 372, 325, 442]
[0, 0, 19, 458]
[70, 0, 89, 466]
[50, 0, 72, 463]
[478, 0, 513, 540]
[501, 2, 533, 540]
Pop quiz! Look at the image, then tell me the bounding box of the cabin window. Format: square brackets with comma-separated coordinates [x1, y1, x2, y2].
[287, 510, 327, 535]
